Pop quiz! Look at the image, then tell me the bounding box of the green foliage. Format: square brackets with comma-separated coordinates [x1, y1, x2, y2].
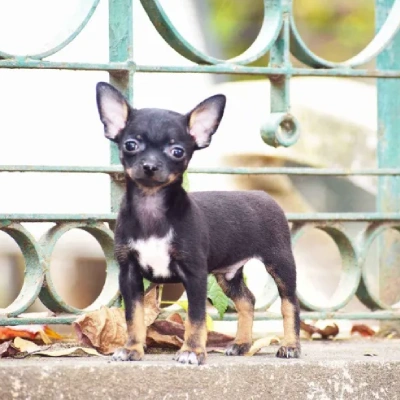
[143, 278, 151, 291]
[207, 275, 229, 319]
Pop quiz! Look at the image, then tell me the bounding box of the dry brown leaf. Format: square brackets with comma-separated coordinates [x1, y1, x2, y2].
[206, 347, 226, 354]
[144, 285, 161, 326]
[351, 324, 375, 337]
[0, 340, 17, 358]
[300, 321, 320, 337]
[319, 324, 339, 339]
[146, 320, 234, 349]
[166, 312, 184, 325]
[73, 306, 127, 354]
[13, 337, 41, 353]
[206, 330, 235, 347]
[33, 347, 103, 357]
[301, 322, 339, 340]
[146, 327, 183, 349]
[73, 287, 161, 355]
[246, 336, 281, 356]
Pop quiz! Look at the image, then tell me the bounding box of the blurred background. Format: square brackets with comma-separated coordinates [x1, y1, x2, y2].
[1, 0, 396, 335]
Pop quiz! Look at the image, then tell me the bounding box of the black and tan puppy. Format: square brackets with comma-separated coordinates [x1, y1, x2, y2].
[96, 82, 301, 365]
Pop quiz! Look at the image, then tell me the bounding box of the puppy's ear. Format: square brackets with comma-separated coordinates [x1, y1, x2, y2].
[187, 94, 226, 149]
[96, 82, 131, 141]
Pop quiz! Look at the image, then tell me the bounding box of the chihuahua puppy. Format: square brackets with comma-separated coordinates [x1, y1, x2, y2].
[96, 82, 300, 365]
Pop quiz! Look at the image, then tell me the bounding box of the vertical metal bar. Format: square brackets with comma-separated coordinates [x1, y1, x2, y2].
[269, 2, 290, 115]
[108, 0, 133, 213]
[376, 0, 400, 316]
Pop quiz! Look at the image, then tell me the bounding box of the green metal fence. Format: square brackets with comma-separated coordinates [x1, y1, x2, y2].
[1, 0, 400, 326]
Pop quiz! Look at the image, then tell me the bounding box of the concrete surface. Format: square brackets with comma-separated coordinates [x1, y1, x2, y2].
[1, 340, 400, 400]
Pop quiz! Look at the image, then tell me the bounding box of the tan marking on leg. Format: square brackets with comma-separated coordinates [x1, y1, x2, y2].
[281, 298, 297, 346]
[215, 274, 254, 347]
[126, 300, 146, 347]
[234, 298, 254, 345]
[181, 318, 207, 353]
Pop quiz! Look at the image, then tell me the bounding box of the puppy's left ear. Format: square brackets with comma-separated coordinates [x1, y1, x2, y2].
[96, 82, 131, 141]
[187, 94, 226, 149]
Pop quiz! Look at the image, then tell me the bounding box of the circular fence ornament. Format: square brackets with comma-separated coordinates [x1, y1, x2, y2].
[290, 0, 400, 68]
[0, 0, 100, 60]
[356, 222, 400, 311]
[0, 222, 44, 317]
[38, 222, 119, 314]
[260, 112, 300, 148]
[292, 223, 361, 312]
[139, 0, 283, 65]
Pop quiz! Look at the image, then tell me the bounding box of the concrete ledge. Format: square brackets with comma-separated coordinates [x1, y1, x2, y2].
[2, 340, 400, 399]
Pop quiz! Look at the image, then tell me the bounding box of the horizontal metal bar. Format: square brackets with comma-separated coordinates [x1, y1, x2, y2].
[136, 64, 400, 78]
[1, 59, 400, 78]
[2, 213, 400, 223]
[2, 310, 399, 326]
[1, 165, 400, 176]
[222, 311, 400, 321]
[1, 316, 77, 326]
[0, 165, 123, 173]
[0, 214, 117, 223]
[0, 59, 132, 72]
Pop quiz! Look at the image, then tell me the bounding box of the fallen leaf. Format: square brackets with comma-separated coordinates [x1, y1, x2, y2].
[166, 313, 184, 325]
[364, 352, 378, 357]
[0, 325, 63, 343]
[351, 324, 375, 337]
[319, 324, 339, 339]
[33, 347, 103, 357]
[0, 341, 18, 358]
[73, 306, 127, 354]
[206, 347, 225, 354]
[146, 320, 234, 349]
[246, 336, 281, 356]
[146, 327, 183, 349]
[300, 321, 320, 337]
[13, 337, 41, 353]
[73, 287, 162, 355]
[300, 322, 339, 340]
[144, 285, 161, 326]
[207, 330, 235, 347]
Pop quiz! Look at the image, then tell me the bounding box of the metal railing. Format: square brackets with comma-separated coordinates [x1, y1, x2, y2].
[1, 0, 400, 325]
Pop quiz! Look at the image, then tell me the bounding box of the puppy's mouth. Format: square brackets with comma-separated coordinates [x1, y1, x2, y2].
[126, 169, 178, 188]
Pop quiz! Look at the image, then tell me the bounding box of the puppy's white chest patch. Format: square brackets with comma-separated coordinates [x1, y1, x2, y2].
[129, 230, 173, 278]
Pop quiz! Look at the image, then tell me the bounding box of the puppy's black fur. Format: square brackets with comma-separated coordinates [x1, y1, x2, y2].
[96, 82, 301, 365]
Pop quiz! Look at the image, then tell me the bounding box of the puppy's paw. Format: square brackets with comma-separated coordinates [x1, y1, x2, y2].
[276, 345, 300, 359]
[173, 350, 206, 365]
[225, 342, 251, 356]
[112, 345, 144, 362]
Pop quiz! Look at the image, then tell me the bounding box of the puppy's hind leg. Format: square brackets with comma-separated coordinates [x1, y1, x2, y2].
[215, 268, 255, 356]
[265, 255, 301, 359]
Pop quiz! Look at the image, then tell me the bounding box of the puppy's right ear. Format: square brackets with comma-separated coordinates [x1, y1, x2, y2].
[96, 82, 130, 141]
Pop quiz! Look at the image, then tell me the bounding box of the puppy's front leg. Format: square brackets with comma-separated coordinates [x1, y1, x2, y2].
[174, 271, 208, 365]
[112, 262, 146, 361]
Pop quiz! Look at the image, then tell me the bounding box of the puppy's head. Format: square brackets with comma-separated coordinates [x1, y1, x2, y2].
[96, 82, 226, 189]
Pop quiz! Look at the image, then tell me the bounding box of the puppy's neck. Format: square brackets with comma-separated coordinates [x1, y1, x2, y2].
[126, 178, 187, 237]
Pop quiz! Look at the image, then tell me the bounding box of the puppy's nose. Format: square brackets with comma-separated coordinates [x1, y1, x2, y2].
[143, 162, 159, 174]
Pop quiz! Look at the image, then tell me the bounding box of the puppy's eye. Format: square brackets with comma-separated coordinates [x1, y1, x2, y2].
[124, 140, 139, 153]
[171, 147, 185, 159]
